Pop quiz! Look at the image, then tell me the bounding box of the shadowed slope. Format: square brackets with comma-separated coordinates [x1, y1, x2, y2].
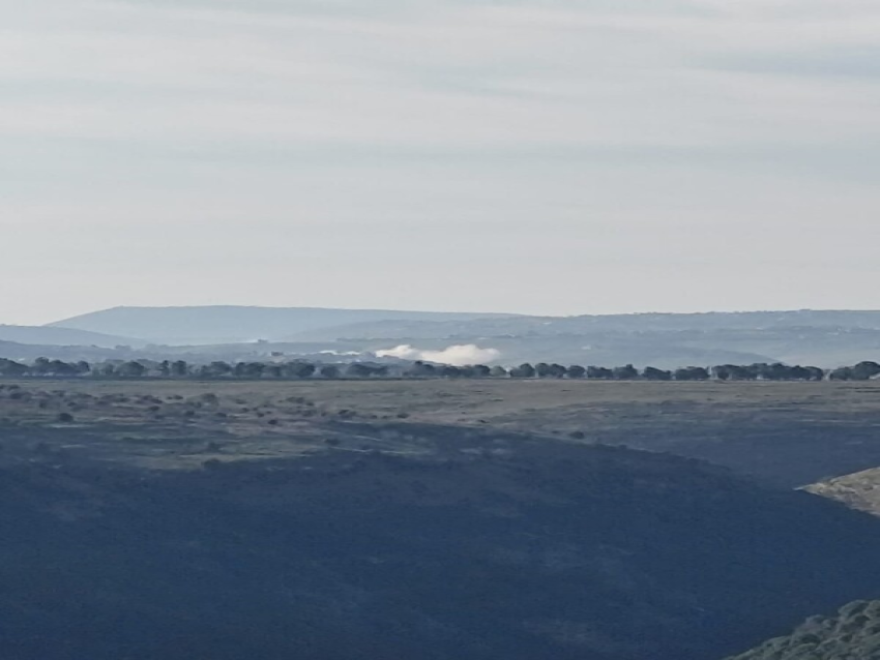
[4, 429, 880, 660]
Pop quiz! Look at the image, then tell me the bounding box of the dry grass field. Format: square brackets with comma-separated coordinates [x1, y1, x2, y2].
[3, 378, 880, 485]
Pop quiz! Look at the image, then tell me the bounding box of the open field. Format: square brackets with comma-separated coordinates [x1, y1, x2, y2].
[3, 379, 880, 485]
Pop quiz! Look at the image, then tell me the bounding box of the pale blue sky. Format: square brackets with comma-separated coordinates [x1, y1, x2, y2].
[2, 0, 879, 324]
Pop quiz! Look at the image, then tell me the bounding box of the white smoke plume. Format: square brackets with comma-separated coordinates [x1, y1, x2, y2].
[375, 344, 501, 366]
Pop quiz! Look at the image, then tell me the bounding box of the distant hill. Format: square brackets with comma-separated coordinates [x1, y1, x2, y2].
[0, 325, 141, 348]
[287, 310, 880, 341]
[287, 316, 880, 369]
[557, 309, 880, 332]
[725, 600, 880, 659]
[44, 307, 880, 366]
[49, 306, 515, 345]
[0, 339, 45, 361]
[0, 339, 133, 362]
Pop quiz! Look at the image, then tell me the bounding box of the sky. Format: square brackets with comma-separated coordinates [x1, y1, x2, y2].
[2, 0, 880, 325]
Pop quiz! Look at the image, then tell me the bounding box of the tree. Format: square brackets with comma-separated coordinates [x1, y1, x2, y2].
[285, 362, 316, 379]
[852, 361, 880, 381]
[712, 364, 754, 381]
[345, 363, 375, 378]
[567, 365, 586, 379]
[438, 365, 463, 378]
[0, 358, 27, 377]
[30, 357, 53, 376]
[489, 366, 509, 378]
[586, 366, 613, 380]
[749, 363, 795, 381]
[97, 362, 120, 377]
[458, 365, 487, 378]
[783, 365, 824, 381]
[509, 363, 536, 378]
[712, 365, 732, 381]
[613, 364, 639, 380]
[171, 360, 189, 377]
[829, 366, 853, 381]
[116, 361, 147, 378]
[201, 361, 233, 378]
[643, 366, 672, 381]
[407, 361, 436, 378]
[804, 366, 825, 381]
[52, 360, 79, 377]
[264, 364, 283, 378]
[674, 366, 710, 381]
[319, 364, 341, 379]
[234, 362, 265, 379]
[470, 364, 491, 378]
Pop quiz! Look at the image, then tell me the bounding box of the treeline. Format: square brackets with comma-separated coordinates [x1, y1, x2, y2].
[2, 356, 880, 381]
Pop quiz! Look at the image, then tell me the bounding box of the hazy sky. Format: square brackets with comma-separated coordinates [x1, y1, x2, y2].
[3, 0, 880, 324]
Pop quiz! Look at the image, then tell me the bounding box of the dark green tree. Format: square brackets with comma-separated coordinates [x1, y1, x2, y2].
[613, 364, 639, 380]
[587, 366, 613, 379]
[643, 366, 672, 381]
[407, 361, 437, 378]
[171, 360, 189, 377]
[285, 362, 316, 379]
[0, 358, 27, 377]
[117, 361, 147, 378]
[852, 361, 880, 380]
[674, 366, 710, 381]
[509, 363, 536, 378]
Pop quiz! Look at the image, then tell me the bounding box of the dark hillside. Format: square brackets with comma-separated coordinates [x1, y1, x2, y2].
[4, 417, 880, 660]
